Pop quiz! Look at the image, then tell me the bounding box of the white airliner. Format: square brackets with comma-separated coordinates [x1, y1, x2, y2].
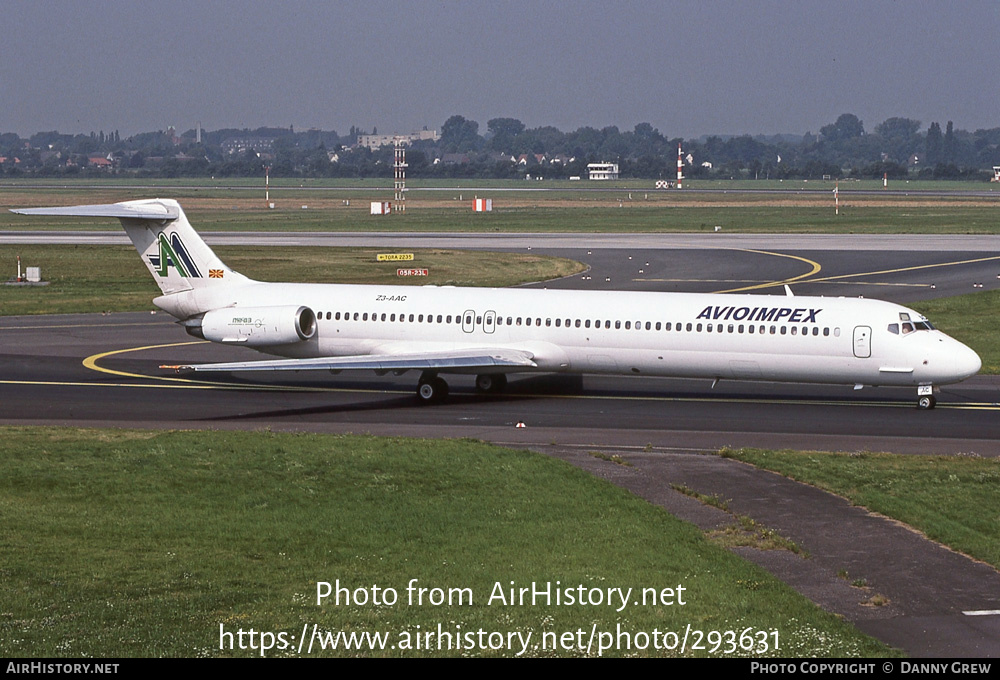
[13, 198, 981, 409]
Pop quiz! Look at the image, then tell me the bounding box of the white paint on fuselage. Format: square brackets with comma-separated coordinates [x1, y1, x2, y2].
[162, 280, 980, 389]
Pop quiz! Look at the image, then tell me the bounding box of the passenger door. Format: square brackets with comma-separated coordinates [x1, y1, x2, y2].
[853, 326, 871, 358]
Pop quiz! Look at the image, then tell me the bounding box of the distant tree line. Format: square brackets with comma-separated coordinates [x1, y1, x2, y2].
[1, 112, 998, 181]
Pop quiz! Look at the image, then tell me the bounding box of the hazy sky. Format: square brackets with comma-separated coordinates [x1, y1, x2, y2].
[4, 1, 999, 139]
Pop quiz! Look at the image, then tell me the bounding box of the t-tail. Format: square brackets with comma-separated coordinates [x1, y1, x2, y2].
[11, 198, 249, 296]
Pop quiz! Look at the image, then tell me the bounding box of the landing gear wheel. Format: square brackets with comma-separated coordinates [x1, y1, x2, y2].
[416, 374, 449, 404]
[917, 395, 936, 410]
[475, 373, 508, 394]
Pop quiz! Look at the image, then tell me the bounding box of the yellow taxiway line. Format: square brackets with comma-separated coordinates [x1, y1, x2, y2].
[711, 249, 823, 294]
[64, 341, 1000, 410]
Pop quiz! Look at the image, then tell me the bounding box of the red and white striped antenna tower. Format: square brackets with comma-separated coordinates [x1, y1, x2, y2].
[676, 142, 684, 189]
[394, 137, 407, 213]
[264, 165, 271, 206]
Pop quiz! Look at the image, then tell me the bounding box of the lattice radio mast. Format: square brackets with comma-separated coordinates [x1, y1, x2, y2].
[394, 137, 407, 213]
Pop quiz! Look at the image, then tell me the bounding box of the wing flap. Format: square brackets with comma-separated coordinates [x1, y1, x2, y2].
[162, 348, 537, 373]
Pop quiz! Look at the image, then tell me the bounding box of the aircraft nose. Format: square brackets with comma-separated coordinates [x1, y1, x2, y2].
[925, 336, 981, 384]
[954, 342, 982, 380]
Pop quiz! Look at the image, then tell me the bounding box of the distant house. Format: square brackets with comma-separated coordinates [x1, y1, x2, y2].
[516, 154, 546, 166]
[439, 153, 470, 165]
[357, 129, 439, 150]
[221, 137, 275, 155]
[587, 162, 619, 180]
[87, 156, 113, 169]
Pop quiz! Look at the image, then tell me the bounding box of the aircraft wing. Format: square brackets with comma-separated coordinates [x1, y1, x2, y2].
[162, 347, 537, 374]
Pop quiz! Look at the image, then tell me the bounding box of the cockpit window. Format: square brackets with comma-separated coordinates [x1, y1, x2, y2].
[894, 312, 935, 333]
[890, 316, 935, 334]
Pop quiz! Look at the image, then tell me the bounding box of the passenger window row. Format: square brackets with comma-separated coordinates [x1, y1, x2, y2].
[312, 309, 841, 337]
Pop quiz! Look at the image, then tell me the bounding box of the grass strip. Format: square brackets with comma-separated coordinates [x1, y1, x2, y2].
[5, 203, 1000, 233]
[719, 448, 1000, 570]
[0, 427, 895, 657]
[0, 245, 584, 316]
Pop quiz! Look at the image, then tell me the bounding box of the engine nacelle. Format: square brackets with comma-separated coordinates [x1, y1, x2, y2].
[188, 305, 317, 347]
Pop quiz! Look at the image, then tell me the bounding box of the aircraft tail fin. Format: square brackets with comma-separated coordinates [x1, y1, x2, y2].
[11, 199, 250, 295]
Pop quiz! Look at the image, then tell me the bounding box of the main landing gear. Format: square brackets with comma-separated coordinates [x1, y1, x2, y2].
[474, 373, 507, 394]
[415, 372, 509, 404]
[416, 372, 449, 404]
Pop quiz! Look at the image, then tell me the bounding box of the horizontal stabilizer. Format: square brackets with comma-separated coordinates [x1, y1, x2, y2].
[11, 202, 179, 220]
[162, 348, 537, 374]
[12, 198, 246, 297]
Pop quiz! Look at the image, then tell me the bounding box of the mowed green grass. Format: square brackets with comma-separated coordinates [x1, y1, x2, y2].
[5, 203, 1000, 234]
[2, 178, 999, 233]
[183, 205, 1000, 234]
[0, 428, 896, 658]
[720, 448, 1000, 571]
[0, 245, 585, 316]
[3, 176, 994, 192]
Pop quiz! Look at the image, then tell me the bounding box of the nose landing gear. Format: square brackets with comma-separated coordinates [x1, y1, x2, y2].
[917, 386, 936, 410]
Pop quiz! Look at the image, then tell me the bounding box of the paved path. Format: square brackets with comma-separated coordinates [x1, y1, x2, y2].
[544, 445, 1000, 658]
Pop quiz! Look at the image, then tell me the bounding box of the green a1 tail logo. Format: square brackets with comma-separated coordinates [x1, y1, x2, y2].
[147, 232, 202, 278]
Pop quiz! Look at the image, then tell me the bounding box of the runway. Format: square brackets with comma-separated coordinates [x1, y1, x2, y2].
[7, 230, 1000, 254]
[2, 240, 998, 454]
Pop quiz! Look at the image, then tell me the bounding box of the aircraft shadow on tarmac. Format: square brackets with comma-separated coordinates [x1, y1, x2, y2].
[195, 395, 421, 421]
[181, 370, 946, 423]
[189, 373, 592, 421]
